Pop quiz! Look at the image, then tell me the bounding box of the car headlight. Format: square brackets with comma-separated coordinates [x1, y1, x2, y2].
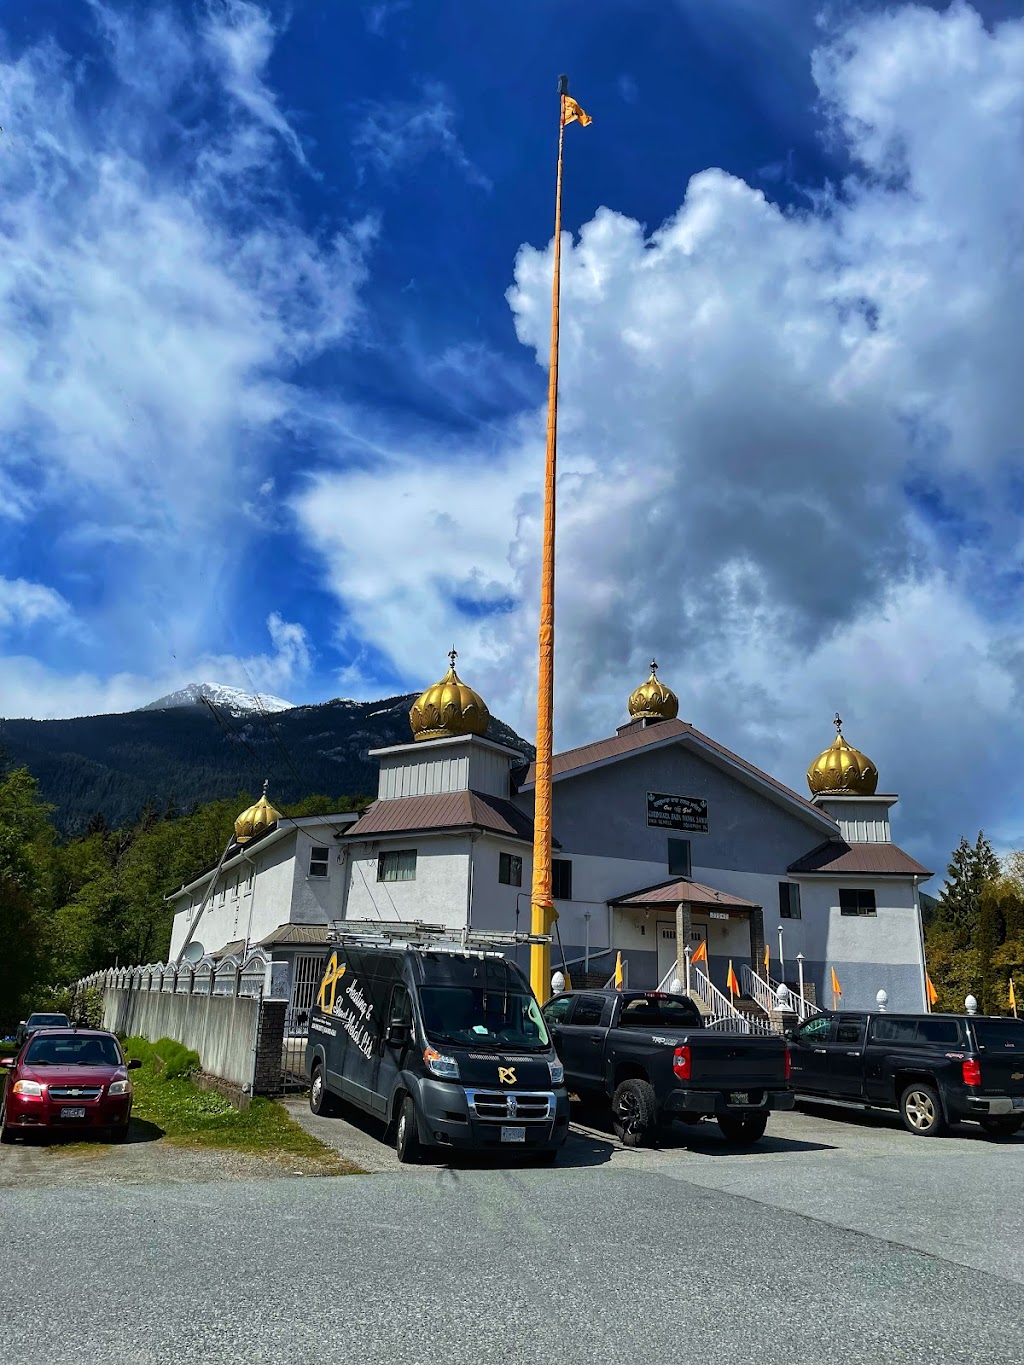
[423, 1047, 460, 1080]
[548, 1059, 565, 1086]
[12, 1079, 43, 1097]
[107, 1079, 131, 1096]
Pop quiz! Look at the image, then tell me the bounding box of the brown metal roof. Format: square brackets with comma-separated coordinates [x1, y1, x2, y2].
[346, 790, 535, 843]
[259, 923, 331, 948]
[788, 841, 932, 877]
[610, 877, 760, 910]
[520, 718, 829, 822]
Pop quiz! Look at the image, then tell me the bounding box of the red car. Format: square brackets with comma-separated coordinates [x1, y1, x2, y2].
[0, 1028, 141, 1144]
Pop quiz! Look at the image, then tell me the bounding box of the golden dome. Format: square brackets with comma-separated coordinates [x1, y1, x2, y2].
[628, 659, 679, 723]
[235, 781, 283, 844]
[410, 649, 490, 742]
[807, 714, 878, 796]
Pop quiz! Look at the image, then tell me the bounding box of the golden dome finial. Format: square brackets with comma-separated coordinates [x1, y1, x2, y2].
[410, 650, 490, 742]
[628, 658, 679, 723]
[235, 780, 283, 845]
[807, 714, 878, 796]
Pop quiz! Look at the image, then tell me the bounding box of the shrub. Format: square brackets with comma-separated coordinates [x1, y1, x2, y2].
[152, 1037, 200, 1081]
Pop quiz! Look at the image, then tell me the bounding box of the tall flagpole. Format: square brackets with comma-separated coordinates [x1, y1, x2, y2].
[530, 76, 571, 1003]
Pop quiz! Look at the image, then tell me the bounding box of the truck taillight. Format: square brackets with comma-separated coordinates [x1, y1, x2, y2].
[784, 1046, 792, 1082]
[673, 1045, 691, 1081]
[962, 1058, 981, 1087]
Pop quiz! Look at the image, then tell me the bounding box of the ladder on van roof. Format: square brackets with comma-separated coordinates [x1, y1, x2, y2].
[326, 919, 551, 954]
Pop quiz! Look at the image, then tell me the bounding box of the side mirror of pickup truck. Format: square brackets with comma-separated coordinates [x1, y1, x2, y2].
[783, 1028, 797, 1043]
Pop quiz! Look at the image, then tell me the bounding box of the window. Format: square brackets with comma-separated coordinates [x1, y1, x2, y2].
[798, 1016, 833, 1043]
[387, 985, 412, 1028]
[570, 995, 605, 1027]
[839, 888, 877, 916]
[499, 852, 523, 887]
[378, 849, 417, 882]
[618, 996, 702, 1029]
[916, 1018, 963, 1046]
[972, 1021, 1024, 1052]
[245, 863, 255, 891]
[871, 1017, 918, 1044]
[308, 845, 330, 878]
[542, 995, 574, 1025]
[779, 882, 802, 919]
[551, 858, 573, 900]
[667, 838, 692, 878]
[835, 1019, 866, 1045]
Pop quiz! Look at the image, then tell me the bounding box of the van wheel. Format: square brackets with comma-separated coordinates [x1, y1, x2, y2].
[309, 1063, 336, 1117]
[395, 1096, 423, 1164]
[611, 1079, 658, 1147]
[899, 1082, 947, 1136]
[717, 1113, 769, 1144]
[979, 1116, 1023, 1138]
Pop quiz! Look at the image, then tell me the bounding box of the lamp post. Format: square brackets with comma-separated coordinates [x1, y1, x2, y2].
[583, 910, 591, 974]
[796, 952, 805, 1011]
[684, 945, 692, 998]
[777, 925, 786, 983]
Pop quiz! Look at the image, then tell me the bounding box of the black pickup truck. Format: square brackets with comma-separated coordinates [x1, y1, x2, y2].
[788, 1010, 1024, 1137]
[541, 989, 793, 1146]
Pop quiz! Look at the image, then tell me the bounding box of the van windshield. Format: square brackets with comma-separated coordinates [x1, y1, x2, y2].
[419, 987, 550, 1050]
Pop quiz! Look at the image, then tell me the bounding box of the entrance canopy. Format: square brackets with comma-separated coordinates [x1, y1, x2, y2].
[610, 877, 760, 912]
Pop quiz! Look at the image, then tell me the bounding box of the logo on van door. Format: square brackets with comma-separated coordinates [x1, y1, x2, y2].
[498, 1066, 517, 1086]
[316, 953, 347, 1013]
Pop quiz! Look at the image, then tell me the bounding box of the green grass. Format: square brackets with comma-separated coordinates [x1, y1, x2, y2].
[121, 1037, 359, 1174]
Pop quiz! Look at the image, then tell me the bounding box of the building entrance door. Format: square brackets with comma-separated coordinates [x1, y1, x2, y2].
[656, 922, 677, 984]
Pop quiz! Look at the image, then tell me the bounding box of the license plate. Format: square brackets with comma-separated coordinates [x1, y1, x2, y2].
[60, 1107, 86, 1119]
[729, 1092, 750, 1106]
[1012, 1097, 1024, 1111]
[500, 1125, 526, 1143]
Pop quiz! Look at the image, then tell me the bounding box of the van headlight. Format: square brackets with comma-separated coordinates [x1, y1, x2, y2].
[548, 1059, 565, 1086]
[423, 1047, 460, 1080]
[107, 1079, 131, 1096]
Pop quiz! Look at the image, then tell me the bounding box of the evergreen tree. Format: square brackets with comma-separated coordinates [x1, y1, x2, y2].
[936, 831, 1000, 936]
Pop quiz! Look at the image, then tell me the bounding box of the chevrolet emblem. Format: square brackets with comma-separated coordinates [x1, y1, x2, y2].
[1012, 1072, 1023, 1082]
[498, 1066, 517, 1086]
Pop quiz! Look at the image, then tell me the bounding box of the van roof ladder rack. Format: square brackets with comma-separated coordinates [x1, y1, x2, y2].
[326, 919, 551, 951]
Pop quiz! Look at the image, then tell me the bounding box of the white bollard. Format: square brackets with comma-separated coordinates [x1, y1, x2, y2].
[876, 989, 888, 1013]
[551, 971, 565, 996]
[965, 994, 978, 1016]
[670, 977, 683, 995]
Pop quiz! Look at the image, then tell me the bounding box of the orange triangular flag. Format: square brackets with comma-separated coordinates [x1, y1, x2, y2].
[727, 960, 739, 996]
[926, 973, 939, 1008]
[690, 938, 708, 966]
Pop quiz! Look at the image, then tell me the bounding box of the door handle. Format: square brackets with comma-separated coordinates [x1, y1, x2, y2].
[846, 1051, 860, 1057]
[589, 1037, 603, 1045]
[813, 1049, 827, 1055]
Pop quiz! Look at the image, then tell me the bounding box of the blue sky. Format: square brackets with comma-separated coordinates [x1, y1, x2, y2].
[1, 1, 1023, 870]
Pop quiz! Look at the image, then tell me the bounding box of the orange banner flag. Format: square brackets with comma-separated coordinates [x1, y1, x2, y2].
[830, 966, 842, 1002]
[727, 960, 740, 996]
[763, 943, 770, 976]
[561, 94, 592, 127]
[926, 973, 939, 1008]
[690, 938, 708, 966]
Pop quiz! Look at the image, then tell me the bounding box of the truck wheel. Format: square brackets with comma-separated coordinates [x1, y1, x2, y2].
[611, 1079, 659, 1147]
[979, 1116, 1023, 1138]
[0, 1103, 13, 1144]
[899, 1082, 947, 1137]
[395, 1096, 423, 1164]
[717, 1113, 769, 1144]
[309, 1063, 337, 1117]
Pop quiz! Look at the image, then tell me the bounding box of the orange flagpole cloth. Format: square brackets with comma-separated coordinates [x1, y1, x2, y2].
[726, 961, 740, 997]
[690, 938, 708, 966]
[831, 966, 842, 1009]
[529, 76, 591, 1003]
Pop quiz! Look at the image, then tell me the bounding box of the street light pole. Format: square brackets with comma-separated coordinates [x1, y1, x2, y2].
[797, 952, 805, 1009]
[583, 910, 591, 974]
[777, 925, 786, 983]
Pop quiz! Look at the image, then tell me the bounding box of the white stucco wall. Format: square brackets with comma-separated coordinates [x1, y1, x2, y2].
[343, 836, 472, 928]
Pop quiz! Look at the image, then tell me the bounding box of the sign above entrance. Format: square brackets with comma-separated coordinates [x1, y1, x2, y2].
[646, 791, 709, 834]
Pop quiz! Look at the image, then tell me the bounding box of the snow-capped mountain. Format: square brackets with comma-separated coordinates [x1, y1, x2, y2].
[140, 682, 295, 715]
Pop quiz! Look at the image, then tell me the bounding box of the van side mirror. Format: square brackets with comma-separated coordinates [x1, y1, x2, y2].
[127, 1058, 142, 1070]
[385, 1023, 410, 1046]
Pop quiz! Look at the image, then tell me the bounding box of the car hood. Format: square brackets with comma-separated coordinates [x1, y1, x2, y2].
[20, 1064, 125, 1085]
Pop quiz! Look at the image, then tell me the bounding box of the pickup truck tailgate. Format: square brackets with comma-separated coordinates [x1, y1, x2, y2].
[971, 1020, 1024, 1098]
[688, 1034, 788, 1088]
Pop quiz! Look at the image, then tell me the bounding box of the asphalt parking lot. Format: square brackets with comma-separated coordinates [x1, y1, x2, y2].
[4, 1099, 1023, 1365]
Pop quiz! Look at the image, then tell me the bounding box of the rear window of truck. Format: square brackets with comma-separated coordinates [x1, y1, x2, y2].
[617, 996, 701, 1029]
[972, 1021, 1024, 1051]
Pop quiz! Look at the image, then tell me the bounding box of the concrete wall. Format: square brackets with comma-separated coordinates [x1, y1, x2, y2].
[376, 737, 516, 800]
[103, 987, 260, 1090]
[287, 827, 344, 926]
[469, 835, 534, 934]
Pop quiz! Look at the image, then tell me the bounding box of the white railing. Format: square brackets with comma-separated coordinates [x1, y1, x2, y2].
[704, 1012, 775, 1036]
[741, 964, 823, 1022]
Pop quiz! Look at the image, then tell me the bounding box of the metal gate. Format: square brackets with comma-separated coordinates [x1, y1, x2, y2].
[277, 953, 327, 1093]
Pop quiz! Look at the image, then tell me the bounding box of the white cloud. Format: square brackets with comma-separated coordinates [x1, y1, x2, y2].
[0, 611, 311, 719]
[294, 3, 1024, 868]
[0, 2, 371, 673]
[0, 577, 73, 632]
[352, 82, 491, 189]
